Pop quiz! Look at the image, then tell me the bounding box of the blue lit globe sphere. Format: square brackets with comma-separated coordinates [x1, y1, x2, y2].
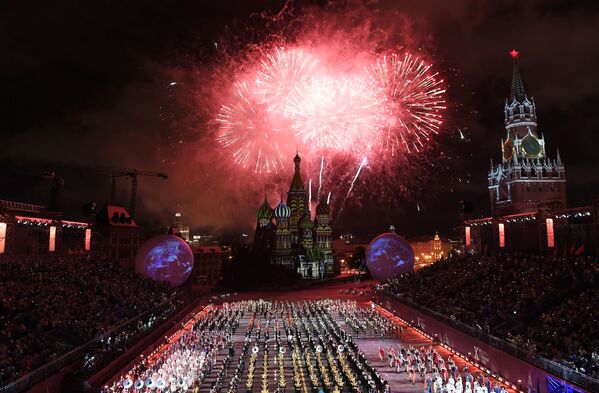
[366, 232, 414, 281]
[135, 235, 194, 286]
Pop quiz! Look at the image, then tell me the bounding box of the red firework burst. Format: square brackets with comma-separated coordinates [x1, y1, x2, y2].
[255, 47, 318, 113]
[285, 75, 383, 154]
[216, 81, 294, 174]
[369, 53, 446, 155]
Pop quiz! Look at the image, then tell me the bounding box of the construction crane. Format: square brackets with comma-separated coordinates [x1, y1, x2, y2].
[104, 169, 168, 218]
[43, 163, 168, 218]
[42, 170, 65, 211]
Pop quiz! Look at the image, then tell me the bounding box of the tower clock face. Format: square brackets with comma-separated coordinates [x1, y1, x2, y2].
[503, 138, 514, 161]
[521, 135, 541, 157]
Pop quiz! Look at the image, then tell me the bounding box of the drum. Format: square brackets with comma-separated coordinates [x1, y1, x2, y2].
[122, 378, 133, 389]
[145, 378, 155, 388]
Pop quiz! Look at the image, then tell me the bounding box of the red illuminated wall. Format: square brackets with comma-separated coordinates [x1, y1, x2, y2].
[546, 218, 554, 248]
[465, 226, 471, 247]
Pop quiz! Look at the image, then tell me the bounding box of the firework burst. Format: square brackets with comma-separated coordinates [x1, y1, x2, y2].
[255, 47, 318, 113]
[216, 81, 294, 174]
[285, 75, 383, 154]
[369, 53, 446, 155]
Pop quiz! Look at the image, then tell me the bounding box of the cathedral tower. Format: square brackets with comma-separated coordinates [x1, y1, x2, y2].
[254, 196, 274, 249]
[315, 200, 332, 252]
[315, 199, 333, 270]
[274, 197, 291, 250]
[488, 51, 566, 215]
[299, 213, 314, 251]
[272, 196, 293, 267]
[288, 153, 308, 246]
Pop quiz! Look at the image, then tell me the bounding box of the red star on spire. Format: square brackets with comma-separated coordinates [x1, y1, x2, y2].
[509, 49, 520, 59]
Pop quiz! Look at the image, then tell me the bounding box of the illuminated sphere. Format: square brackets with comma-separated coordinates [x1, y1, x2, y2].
[366, 232, 414, 281]
[135, 235, 194, 286]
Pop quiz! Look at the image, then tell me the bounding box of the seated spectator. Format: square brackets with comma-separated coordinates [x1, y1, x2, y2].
[0, 255, 181, 387]
[380, 254, 599, 379]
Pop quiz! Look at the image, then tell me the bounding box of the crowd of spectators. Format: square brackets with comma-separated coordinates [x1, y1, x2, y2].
[381, 254, 599, 379]
[0, 255, 183, 388]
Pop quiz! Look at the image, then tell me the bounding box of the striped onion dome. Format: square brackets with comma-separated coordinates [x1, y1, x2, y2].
[315, 199, 330, 215]
[274, 199, 291, 219]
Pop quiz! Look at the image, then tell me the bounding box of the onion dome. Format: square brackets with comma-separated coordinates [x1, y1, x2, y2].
[299, 213, 314, 229]
[315, 200, 330, 215]
[274, 199, 291, 219]
[256, 196, 274, 220]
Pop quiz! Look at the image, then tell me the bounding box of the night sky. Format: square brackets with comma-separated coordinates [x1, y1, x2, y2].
[1, 0, 598, 238]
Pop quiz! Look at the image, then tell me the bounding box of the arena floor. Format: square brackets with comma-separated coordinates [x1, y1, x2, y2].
[106, 283, 518, 393]
[197, 306, 514, 392]
[196, 284, 516, 393]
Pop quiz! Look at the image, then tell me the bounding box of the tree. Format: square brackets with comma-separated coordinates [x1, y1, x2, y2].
[349, 246, 366, 270]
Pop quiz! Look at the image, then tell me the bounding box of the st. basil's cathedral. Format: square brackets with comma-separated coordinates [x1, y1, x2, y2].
[254, 153, 334, 279]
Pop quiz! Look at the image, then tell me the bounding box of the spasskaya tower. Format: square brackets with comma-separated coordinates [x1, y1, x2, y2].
[488, 50, 566, 215]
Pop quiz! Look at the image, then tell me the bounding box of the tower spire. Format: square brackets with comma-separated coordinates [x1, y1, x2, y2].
[509, 49, 526, 102]
[556, 149, 562, 165]
[290, 152, 304, 191]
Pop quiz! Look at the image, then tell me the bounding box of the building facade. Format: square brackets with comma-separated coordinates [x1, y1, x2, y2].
[95, 204, 141, 264]
[254, 153, 334, 278]
[192, 245, 229, 284]
[410, 233, 455, 270]
[0, 199, 92, 260]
